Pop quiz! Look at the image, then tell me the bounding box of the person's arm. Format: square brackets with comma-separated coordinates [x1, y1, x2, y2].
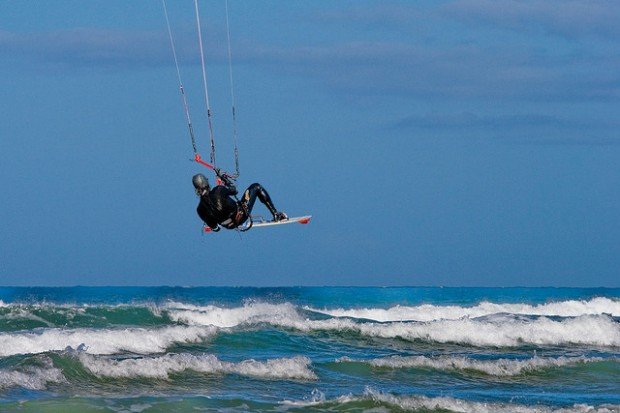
[197, 205, 220, 231]
[205, 216, 220, 231]
[225, 185, 238, 196]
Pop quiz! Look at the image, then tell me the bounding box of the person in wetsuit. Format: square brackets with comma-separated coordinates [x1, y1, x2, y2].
[192, 173, 287, 231]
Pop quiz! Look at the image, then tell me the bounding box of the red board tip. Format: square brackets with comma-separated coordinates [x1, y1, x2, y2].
[299, 217, 311, 224]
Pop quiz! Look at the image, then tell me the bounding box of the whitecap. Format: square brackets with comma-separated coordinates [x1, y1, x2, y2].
[0, 360, 66, 390]
[0, 325, 218, 356]
[282, 388, 620, 413]
[163, 302, 620, 348]
[166, 302, 299, 328]
[364, 388, 620, 413]
[346, 355, 608, 376]
[78, 353, 317, 380]
[306, 297, 620, 322]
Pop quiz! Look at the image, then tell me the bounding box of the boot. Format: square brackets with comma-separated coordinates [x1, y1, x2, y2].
[273, 211, 288, 222]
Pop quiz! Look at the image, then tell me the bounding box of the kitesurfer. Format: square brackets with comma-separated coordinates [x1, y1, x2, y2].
[192, 173, 287, 231]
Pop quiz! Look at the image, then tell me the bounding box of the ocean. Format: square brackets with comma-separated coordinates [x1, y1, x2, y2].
[0, 287, 618, 412]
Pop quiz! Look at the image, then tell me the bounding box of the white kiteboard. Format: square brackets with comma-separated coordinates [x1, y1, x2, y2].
[204, 215, 312, 232]
[245, 215, 312, 229]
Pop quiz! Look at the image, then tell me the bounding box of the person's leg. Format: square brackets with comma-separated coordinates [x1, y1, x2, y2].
[241, 183, 283, 219]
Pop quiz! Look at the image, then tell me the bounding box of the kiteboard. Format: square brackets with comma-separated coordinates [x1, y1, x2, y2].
[245, 215, 312, 229]
[204, 215, 311, 232]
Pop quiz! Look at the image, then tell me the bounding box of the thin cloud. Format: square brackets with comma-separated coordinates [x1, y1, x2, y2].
[444, 0, 620, 40]
[2, 3, 619, 104]
[241, 39, 620, 102]
[313, 3, 428, 28]
[0, 26, 226, 69]
[392, 112, 594, 130]
[388, 112, 620, 145]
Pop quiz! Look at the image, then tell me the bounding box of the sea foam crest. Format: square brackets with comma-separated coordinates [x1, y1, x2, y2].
[0, 365, 65, 390]
[237, 312, 619, 347]
[78, 353, 316, 380]
[281, 388, 619, 412]
[307, 297, 620, 322]
[351, 355, 607, 376]
[0, 307, 56, 327]
[363, 388, 620, 413]
[166, 302, 299, 328]
[165, 302, 620, 347]
[276, 314, 620, 347]
[0, 325, 217, 356]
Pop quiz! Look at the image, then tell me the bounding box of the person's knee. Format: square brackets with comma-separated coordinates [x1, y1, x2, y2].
[248, 182, 262, 191]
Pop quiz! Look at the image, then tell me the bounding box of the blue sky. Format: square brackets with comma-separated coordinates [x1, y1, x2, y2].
[1, 1, 618, 287]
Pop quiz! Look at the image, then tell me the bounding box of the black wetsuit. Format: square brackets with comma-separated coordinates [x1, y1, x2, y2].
[197, 183, 278, 230]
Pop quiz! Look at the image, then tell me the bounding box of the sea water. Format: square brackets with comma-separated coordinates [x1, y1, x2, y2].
[0, 287, 618, 412]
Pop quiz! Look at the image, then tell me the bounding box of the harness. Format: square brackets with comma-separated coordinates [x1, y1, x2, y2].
[219, 202, 249, 230]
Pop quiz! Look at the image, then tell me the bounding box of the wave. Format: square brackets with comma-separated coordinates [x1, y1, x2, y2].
[0, 325, 217, 356]
[1, 297, 618, 328]
[338, 355, 608, 376]
[282, 388, 620, 413]
[308, 314, 620, 347]
[306, 297, 620, 322]
[2, 300, 619, 349]
[365, 388, 620, 413]
[164, 302, 620, 348]
[0, 357, 65, 390]
[77, 353, 316, 380]
[166, 301, 297, 328]
[0, 302, 166, 331]
[172, 302, 620, 347]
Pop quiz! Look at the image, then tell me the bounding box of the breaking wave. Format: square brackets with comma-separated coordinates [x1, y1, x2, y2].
[169, 302, 620, 347]
[365, 388, 620, 413]
[307, 297, 620, 322]
[1, 300, 618, 356]
[166, 301, 297, 328]
[77, 353, 316, 380]
[0, 325, 217, 356]
[283, 388, 620, 413]
[0, 365, 65, 390]
[339, 355, 609, 376]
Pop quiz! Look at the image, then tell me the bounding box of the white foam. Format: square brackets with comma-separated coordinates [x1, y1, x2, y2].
[165, 301, 620, 348]
[0, 308, 56, 327]
[363, 388, 620, 413]
[280, 388, 620, 412]
[307, 297, 620, 322]
[0, 325, 217, 356]
[0, 359, 66, 390]
[78, 353, 316, 380]
[284, 315, 620, 347]
[267, 312, 620, 347]
[166, 302, 299, 328]
[351, 355, 607, 376]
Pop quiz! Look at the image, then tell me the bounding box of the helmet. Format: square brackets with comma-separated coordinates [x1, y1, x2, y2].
[192, 173, 210, 191]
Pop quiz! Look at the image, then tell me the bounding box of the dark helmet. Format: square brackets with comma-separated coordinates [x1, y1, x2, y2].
[192, 173, 210, 191]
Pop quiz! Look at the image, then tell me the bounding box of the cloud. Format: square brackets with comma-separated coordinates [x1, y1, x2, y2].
[0, 28, 157, 68]
[388, 111, 620, 145]
[392, 112, 600, 130]
[239, 39, 620, 102]
[2, 3, 619, 104]
[312, 3, 428, 28]
[444, 0, 620, 40]
[0, 25, 228, 70]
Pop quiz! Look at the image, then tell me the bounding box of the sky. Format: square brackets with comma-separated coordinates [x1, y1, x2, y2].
[0, 0, 618, 287]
